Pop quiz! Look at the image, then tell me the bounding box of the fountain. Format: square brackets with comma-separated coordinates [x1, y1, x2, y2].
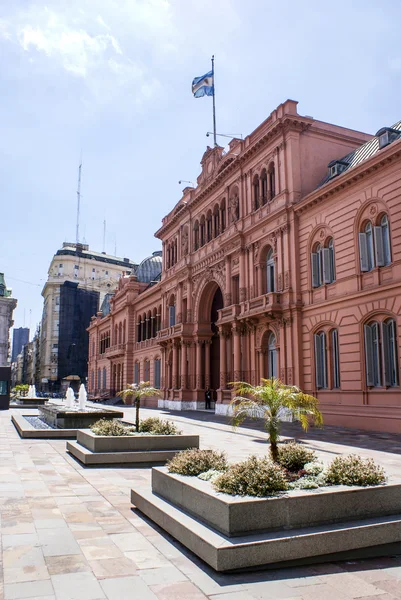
[26, 385, 38, 399]
[38, 384, 123, 429]
[15, 383, 46, 405]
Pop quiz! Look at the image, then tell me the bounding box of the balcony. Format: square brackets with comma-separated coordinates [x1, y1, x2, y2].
[217, 304, 241, 324]
[157, 322, 194, 341]
[135, 338, 158, 350]
[242, 293, 282, 317]
[104, 343, 126, 358]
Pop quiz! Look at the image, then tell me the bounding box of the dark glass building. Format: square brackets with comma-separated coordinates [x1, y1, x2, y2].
[12, 327, 29, 363]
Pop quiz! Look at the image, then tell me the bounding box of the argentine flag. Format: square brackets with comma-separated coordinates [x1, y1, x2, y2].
[192, 70, 214, 98]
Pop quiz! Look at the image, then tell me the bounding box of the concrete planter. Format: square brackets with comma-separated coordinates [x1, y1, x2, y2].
[131, 466, 401, 571]
[12, 413, 78, 439]
[67, 429, 199, 466]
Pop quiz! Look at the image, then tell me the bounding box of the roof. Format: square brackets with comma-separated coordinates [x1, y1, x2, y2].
[136, 251, 162, 283]
[318, 120, 401, 188]
[56, 244, 137, 269]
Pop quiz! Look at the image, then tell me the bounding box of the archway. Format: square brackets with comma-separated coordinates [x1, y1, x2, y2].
[260, 330, 278, 380]
[210, 287, 224, 397]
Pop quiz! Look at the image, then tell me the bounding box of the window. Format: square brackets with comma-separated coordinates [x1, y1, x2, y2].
[58, 264, 63, 276]
[169, 303, 176, 327]
[194, 221, 199, 251]
[92, 268, 96, 280]
[253, 175, 260, 210]
[359, 217, 391, 272]
[97, 369, 101, 389]
[105, 271, 108, 275]
[311, 240, 335, 288]
[134, 363, 139, 385]
[154, 359, 161, 389]
[91, 371, 94, 389]
[266, 248, 275, 293]
[268, 333, 277, 378]
[74, 265, 79, 277]
[332, 329, 340, 388]
[365, 319, 399, 387]
[102, 367, 107, 389]
[144, 360, 150, 382]
[314, 332, 327, 389]
[52, 343, 58, 350]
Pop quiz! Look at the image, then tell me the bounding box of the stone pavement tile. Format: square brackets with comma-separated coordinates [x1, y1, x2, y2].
[3, 546, 45, 569]
[124, 549, 172, 569]
[356, 596, 398, 600]
[374, 580, 401, 596]
[3, 565, 50, 584]
[88, 557, 137, 579]
[78, 537, 124, 561]
[317, 572, 384, 598]
[171, 558, 245, 596]
[54, 497, 83, 506]
[100, 576, 157, 600]
[31, 508, 62, 519]
[298, 582, 355, 600]
[208, 593, 260, 600]
[1, 521, 36, 535]
[138, 566, 188, 586]
[4, 579, 54, 599]
[2, 533, 39, 548]
[62, 510, 97, 524]
[37, 528, 82, 557]
[34, 519, 68, 530]
[244, 580, 304, 599]
[45, 555, 91, 576]
[100, 521, 137, 534]
[51, 572, 105, 600]
[110, 532, 155, 552]
[283, 576, 324, 588]
[150, 581, 208, 599]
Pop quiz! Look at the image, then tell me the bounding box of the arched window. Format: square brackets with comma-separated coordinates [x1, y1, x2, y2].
[123, 320, 126, 344]
[134, 362, 140, 384]
[91, 370, 94, 390]
[154, 358, 161, 388]
[169, 297, 176, 327]
[381, 215, 391, 266]
[102, 367, 107, 390]
[314, 331, 327, 389]
[118, 323, 122, 344]
[213, 205, 220, 238]
[144, 360, 150, 382]
[253, 175, 260, 210]
[266, 248, 275, 293]
[137, 316, 141, 342]
[331, 329, 340, 388]
[311, 244, 323, 288]
[364, 321, 381, 387]
[206, 211, 213, 242]
[328, 238, 336, 283]
[200, 216, 205, 247]
[359, 216, 392, 271]
[221, 199, 226, 232]
[383, 318, 398, 386]
[114, 325, 118, 345]
[268, 163, 276, 199]
[261, 169, 268, 205]
[194, 221, 199, 251]
[268, 333, 277, 378]
[97, 368, 101, 390]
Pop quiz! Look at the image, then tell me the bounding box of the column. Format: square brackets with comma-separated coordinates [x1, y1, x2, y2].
[187, 278, 193, 323]
[172, 343, 178, 389]
[257, 263, 264, 297]
[190, 342, 196, 389]
[219, 330, 227, 389]
[225, 255, 232, 305]
[259, 351, 264, 381]
[239, 249, 247, 302]
[233, 325, 241, 380]
[204, 340, 211, 389]
[181, 341, 187, 389]
[177, 283, 182, 323]
[196, 340, 202, 389]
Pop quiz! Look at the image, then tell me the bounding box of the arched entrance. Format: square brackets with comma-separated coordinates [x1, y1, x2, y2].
[259, 330, 278, 380]
[210, 287, 224, 395]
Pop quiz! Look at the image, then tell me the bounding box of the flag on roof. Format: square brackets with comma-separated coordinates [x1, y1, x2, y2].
[192, 70, 214, 98]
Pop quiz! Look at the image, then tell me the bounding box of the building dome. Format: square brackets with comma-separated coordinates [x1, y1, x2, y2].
[136, 251, 162, 283]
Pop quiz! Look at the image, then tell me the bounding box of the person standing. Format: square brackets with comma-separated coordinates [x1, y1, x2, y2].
[205, 386, 212, 410]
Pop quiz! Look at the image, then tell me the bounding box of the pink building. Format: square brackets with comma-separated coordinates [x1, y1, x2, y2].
[88, 100, 401, 433]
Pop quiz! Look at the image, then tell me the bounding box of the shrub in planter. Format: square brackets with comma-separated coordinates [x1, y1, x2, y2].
[90, 419, 134, 436]
[198, 469, 224, 483]
[276, 442, 317, 472]
[213, 455, 289, 497]
[325, 454, 386, 487]
[168, 449, 227, 476]
[139, 417, 181, 435]
[303, 461, 324, 476]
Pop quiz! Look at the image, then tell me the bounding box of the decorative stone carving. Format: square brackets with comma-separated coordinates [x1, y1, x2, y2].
[319, 228, 326, 239]
[239, 287, 247, 302]
[369, 204, 378, 216]
[284, 271, 290, 289]
[254, 242, 259, 261]
[277, 273, 283, 292]
[224, 292, 232, 306]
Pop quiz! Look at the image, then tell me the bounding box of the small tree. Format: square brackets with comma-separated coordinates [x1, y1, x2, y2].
[117, 381, 161, 432]
[13, 384, 29, 397]
[229, 378, 323, 462]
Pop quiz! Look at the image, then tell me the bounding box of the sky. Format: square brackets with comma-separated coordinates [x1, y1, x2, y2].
[1, 0, 401, 337]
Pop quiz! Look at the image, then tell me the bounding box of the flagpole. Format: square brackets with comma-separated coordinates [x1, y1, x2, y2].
[211, 55, 217, 147]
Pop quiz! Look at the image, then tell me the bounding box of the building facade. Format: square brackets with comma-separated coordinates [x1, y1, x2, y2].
[0, 273, 17, 366]
[39, 242, 136, 390]
[11, 327, 29, 363]
[88, 99, 401, 433]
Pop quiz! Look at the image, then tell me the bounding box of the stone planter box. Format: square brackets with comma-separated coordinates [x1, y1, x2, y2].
[15, 396, 48, 406]
[12, 413, 78, 439]
[67, 430, 199, 466]
[131, 467, 401, 571]
[39, 405, 124, 429]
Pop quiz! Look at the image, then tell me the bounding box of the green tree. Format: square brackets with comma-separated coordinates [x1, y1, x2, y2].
[13, 384, 29, 397]
[117, 382, 161, 432]
[229, 378, 323, 462]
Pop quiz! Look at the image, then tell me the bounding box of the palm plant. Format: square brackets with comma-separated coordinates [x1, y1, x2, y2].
[117, 381, 161, 432]
[229, 378, 323, 462]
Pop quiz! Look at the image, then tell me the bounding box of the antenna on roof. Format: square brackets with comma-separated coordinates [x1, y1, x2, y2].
[76, 159, 82, 244]
[103, 220, 106, 253]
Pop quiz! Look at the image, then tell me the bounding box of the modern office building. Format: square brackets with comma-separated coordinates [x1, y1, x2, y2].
[12, 327, 29, 363]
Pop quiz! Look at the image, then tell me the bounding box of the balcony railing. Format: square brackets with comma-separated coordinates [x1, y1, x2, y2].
[217, 304, 241, 323]
[242, 292, 282, 316]
[104, 343, 126, 357]
[157, 322, 194, 341]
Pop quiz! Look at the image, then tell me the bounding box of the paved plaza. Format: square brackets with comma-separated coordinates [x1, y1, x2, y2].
[1, 407, 401, 599]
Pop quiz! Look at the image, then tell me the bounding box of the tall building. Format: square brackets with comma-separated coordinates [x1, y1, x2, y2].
[39, 242, 137, 390]
[88, 99, 401, 433]
[0, 273, 17, 366]
[12, 327, 29, 363]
